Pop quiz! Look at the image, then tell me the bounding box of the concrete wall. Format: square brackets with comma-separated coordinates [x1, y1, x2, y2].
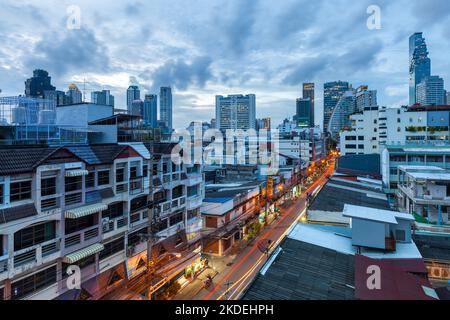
[351, 218, 386, 249]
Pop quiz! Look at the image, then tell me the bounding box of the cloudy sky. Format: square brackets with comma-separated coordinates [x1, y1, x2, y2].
[1, 0, 450, 129]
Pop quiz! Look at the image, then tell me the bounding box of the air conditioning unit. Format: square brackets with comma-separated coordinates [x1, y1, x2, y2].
[102, 217, 110, 225]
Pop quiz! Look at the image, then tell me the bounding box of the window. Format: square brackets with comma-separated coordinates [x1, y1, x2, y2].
[116, 168, 125, 183]
[169, 212, 183, 226]
[345, 144, 357, 149]
[14, 221, 56, 251]
[187, 209, 199, 220]
[98, 170, 110, 186]
[130, 195, 148, 213]
[127, 227, 147, 247]
[102, 202, 124, 220]
[358, 136, 364, 140]
[41, 177, 56, 197]
[143, 165, 148, 178]
[345, 136, 356, 141]
[187, 186, 198, 197]
[11, 266, 56, 300]
[65, 215, 95, 235]
[65, 176, 82, 192]
[153, 219, 168, 232]
[152, 163, 158, 175]
[0, 184, 3, 205]
[130, 167, 138, 179]
[172, 185, 183, 199]
[99, 237, 124, 260]
[85, 172, 95, 189]
[10, 180, 32, 202]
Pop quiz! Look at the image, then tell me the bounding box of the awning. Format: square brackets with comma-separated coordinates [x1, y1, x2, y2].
[65, 203, 108, 219]
[63, 243, 104, 264]
[65, 169, 89, 177]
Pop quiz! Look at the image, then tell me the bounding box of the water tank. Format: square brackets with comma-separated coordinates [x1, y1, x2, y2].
[12, 106, 27, 124]
[39, 109, 56, 125]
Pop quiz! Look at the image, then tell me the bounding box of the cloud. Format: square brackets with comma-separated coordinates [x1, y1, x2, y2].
[25, 28, 110, 78]
[143, 56, 214, 91]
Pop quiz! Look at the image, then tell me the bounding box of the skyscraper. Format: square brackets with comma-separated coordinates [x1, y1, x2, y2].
[215, 94, 256, 131]
[91, 90, 114, 107]
[25, 69, 56, 98]
[66, 84, 83, 104]
[131, 99, 144, 117]
[302, 83, 315, 126]
[355, 85, 377, 111]
[446, 91, 450, 105]
[409, 32, 431, 105]
[295, 98, 312, 128]
[127, 85, 140, 114]
[160, 86, 173, 130]
[327, 90, 356, 140]
[416, 76, 445, 106]
[323, 81, 350, 133]
[143, 94, 158, 127]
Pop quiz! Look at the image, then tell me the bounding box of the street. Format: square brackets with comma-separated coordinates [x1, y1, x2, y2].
[174, 161, 335, 300]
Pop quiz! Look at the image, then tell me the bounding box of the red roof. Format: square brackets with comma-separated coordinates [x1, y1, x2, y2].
[355, 255, 438, 300]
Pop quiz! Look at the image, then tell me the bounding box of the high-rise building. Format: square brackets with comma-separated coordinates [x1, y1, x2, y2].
[66, 84, 83, 104]
[127, 85, 140, 114]
[215, 94, 256, 131]
[302, 83, 315, 126]
[327, 90, 356, 140]
[446, 91, 450, 105]
[91, 90, 114, 107]
[131, 99, 144, 117]
[409, 32, 431, 105]
[323, 81, 350, 133]
[355, 85, 377, 112]
[295, 98, 312, 128]
[160, 86, 173, 130]
[25, 69, 56, 98]
[416, 76, 445, 106]
[256, 118, 271, 131]
[143, 94, 158, 127]
[44, 90, 68, 106]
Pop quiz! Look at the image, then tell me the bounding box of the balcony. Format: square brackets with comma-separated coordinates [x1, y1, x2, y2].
[186, 174, 203, 186]
[102, 216, 128, 235]
[65, 192, 82, 207]
[129, 177, 144, 195]
[186, 195, 203, 210]
[13, 239, 60, 270]
[64, 225, 100, 252]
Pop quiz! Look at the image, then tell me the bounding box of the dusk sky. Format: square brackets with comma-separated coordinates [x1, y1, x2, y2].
[1, 0, 450, 129]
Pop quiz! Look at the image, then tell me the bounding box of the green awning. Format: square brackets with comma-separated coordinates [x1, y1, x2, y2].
[65, 203, 108, 219]
[65, 169, 89, 177]
[63, 243, 104, 264]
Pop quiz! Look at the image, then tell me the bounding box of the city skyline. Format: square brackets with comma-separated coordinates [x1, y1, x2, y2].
[1, 1, 450, 129]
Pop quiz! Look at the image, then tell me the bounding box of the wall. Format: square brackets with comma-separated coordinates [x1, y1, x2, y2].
[351, 218, 386, 249]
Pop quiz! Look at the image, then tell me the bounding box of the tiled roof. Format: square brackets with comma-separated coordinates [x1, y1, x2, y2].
[68, 145, 128, 165]
[0, 147, 58, 175]
[0, 203, 38, 225]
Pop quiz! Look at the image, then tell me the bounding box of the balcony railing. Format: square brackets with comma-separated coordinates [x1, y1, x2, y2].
[64, 225, 99, 249]
[13, 239, 60, 268]
[65, 192, 82, 206]
[40, 196, 60, 211]
[129, 177, 143, 195]
[103, 216, 128, 234]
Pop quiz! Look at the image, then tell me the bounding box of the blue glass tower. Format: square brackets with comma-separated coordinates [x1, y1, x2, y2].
[409, 33, 431, 105]
[143, 94, 158, 127]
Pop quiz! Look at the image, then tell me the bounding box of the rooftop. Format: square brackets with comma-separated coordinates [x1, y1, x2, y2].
[342, 204, 415, 225]
[308, 177, 391, 213]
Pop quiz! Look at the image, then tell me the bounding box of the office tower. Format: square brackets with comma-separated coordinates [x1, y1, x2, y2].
[323, 81, 350, 133]
[327, 90, 356, 140]
[143, 94, 158, 127]
[127, 85, 140, 114]
[416, 76, 445, 106]
[446, 91, 450, 105]
[215, 94, 256, 131]
[355, 85, 377, 111]
[91, 90, 114, 107]
[44, 90, 68, 106]
[160, 87, 173, 130]
[25, 69, 56, 98]
[131, 99, 144, 116]
[409, 32, 431, 105]
[296, 98, 312, 128]
[303, 83, 315, 126]
[66, 84, 83, 104]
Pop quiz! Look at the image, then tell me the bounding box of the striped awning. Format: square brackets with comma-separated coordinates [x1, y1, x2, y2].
[65, 169, 89, 177]
[62, 243, 104, 264]
[65, 203, 108, 219]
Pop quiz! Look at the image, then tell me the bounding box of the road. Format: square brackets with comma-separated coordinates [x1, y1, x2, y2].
[175, 160, 335, 300]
